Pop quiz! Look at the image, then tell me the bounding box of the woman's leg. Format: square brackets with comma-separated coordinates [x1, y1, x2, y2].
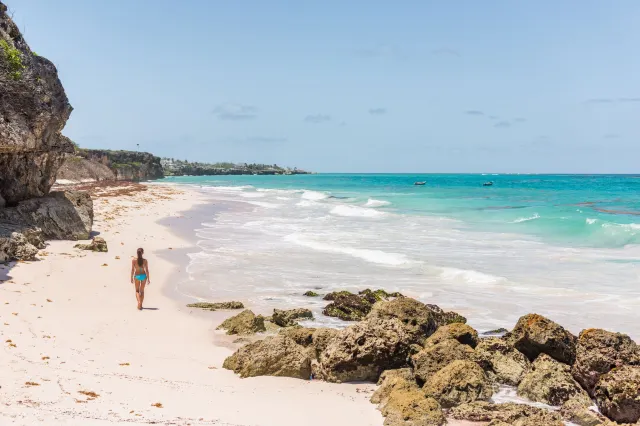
[135, 279, 142, 309]
[138, 279, 147, 309]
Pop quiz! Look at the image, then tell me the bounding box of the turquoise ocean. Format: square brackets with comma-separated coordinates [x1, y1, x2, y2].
[163, 174, 640, 338]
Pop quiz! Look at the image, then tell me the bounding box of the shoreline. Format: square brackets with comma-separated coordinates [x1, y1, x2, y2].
[0, 183, 382, 425]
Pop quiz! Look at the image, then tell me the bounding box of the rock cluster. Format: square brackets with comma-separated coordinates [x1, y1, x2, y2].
[216, 310, 266, 335]
[186, 301, 244, 311]
[221, 300, 640, 425]
[321, 289, 403, 321]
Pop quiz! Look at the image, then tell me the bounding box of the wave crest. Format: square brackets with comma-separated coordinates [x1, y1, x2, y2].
[330, 205, 385, 218]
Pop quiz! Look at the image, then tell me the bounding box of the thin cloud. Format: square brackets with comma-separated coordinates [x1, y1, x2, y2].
[431, 48, 461, 57]
[513, 117, 527, 123]
[494, 121, 511, 128]
[245, 136, 288, 143]
[488, 115, 499, 120]
[465, 110, 484, 116]
[213, 103, 258, 120]
[619, 97, 640, 103]
[304, 114, 331, 124]
[369, 107, 387, 115]
[584, 98, 614, 104]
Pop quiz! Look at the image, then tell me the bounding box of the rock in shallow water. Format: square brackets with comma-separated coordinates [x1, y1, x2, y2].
[422, 360, 493, 408]
[272, 308, 313, 327]
[504, 313, 577, 365]
[323, 293, 373, 321]
[216, 310, 266, 335]
[560, 397, 616, 426]
[517, 353, 590, 406]
[222, 335, 312, 379]
[594, 365, 640, 424]
[473, 337, 530, 386]
[572, 328, 640, 396]
[186, 301, 244, 311]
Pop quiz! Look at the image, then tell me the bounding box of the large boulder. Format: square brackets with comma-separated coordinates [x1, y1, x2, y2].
[411, 339, 475, 384]
[216, 310, 266, 335]
[504, 313, 577, 364]
[425, 303, 467, 326]
[323, 293, 373, 321]
[313, 317, 414, 383]
[0, 3, 74, 205]
[594, 365, 640, 423]
[370, 368, 419, 406]
[425, 322, 479, 348]
[517, 354, 590, 406]
[271, 308, 313, 327]
[572, 328, 640, 396]
[222, 335, 312, 379]
[450, 401, 564, 425]
[0, 226, 40, 261]
[367, 298, 439, 344]
[474, 337, 530, 386]
[379, 389, 445, 426]
[0, 191, 93, 240]
[422, 360, 493, 408]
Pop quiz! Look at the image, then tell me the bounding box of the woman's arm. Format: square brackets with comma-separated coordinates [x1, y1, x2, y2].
[145, 260, 151, 284]
[130, 260, 135, 283]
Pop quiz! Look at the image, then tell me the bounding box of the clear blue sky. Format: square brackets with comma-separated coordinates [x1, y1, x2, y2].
[11, 0, 640, 172]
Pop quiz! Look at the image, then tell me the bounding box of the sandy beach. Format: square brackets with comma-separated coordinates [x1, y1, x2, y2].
[0, 183, 383, 425]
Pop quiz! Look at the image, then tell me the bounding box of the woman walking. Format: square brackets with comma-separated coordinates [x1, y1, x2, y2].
[131, 248, 150, 310]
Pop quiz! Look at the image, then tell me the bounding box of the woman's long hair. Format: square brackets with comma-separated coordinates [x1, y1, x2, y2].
[137, 248, 144, 267]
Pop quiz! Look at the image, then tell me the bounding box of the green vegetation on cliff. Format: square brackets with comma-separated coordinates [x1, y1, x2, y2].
[0, 38, 24, 80]
[161, 158, 310, 176]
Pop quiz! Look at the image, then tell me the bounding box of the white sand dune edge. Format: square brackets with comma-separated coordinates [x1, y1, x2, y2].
[0, 184, 383, 426]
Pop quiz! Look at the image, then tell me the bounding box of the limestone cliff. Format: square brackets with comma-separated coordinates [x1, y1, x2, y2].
[73, 149, 164, 181]
[0, 1, 74, 205]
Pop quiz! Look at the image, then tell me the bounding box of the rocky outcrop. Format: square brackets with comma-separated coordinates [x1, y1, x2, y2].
[594, 365, 640, 423]
[216, 310, 266, 335]
[56, 156, 116, 183]
[272, 308, 313, 327]
[303, 291, 318, 297]
[422, 360, 493, 408]
[186, 301, 244, 311]
[279, 327, 316, 347]
[0, 2, 74, 205]
[425, 323, 479, 348]
[313, 317, 414, 383]
[367, 298, 439, 344]
[75, 149, 164, 181]
[504, 313, 577, 364]
[517, 354, 590, 406]
[561, 397, 616, 426]
[323, 293, 373, 321]
[0, 191, 92, 240]
[474, 337, 530, 386]
[411, 339, 475, 384]
[74, 236, 107, 252]
[450, 401, 564, 425]
[572, 328, 640, 396]
[222, 335, 312, 379]
[379, 389, 445, 426]
[0, 190, 93, 261]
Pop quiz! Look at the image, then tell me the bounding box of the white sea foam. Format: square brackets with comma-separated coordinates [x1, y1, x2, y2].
[239, 192, 266, 198]
[207, 185, 253, 191]
[330, 205, 385, 218]
[246, 201, 281, 209]
[301, 190, 329, 201]
[586, 218, 598, 225]
[511, 213, 540, 223]
[439, 267, 505, 285]
[284, 233, 409, 266]
[365, 198, 391, 207]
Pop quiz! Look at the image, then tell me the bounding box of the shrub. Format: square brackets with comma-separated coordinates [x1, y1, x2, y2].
[0, 39, 25, 80]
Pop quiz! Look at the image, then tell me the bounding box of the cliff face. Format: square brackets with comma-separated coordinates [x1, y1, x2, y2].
[75, 149, 164, 181]
[57, 155, 116, 183]
[0, 1, 74, 205]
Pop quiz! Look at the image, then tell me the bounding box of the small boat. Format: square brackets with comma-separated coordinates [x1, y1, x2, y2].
[483, 181, 494, 186]
[414, 181, 426, 186]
